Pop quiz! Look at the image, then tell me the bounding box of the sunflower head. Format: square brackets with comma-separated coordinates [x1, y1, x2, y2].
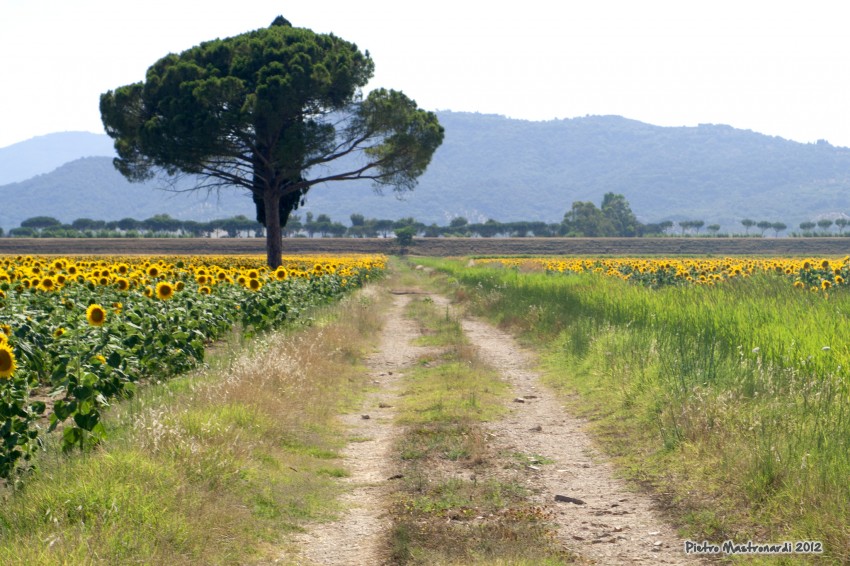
[156, 281, 175, 300]
[248, 278, 262, 291]
[86, 304, 107, 327]
[39, 277, 57, 291]
[0, 343, 16, 379]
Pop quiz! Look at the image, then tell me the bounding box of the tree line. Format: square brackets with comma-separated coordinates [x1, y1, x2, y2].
[4, 213, 568, 239]
[6, 193, 849, 239]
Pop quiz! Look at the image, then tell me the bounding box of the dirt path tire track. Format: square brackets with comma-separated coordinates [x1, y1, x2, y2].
[290, 292, 429, 566]
[429, 293, 706, 565]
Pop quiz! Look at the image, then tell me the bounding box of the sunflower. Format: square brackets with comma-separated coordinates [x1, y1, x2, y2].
[822, 280, 832, 290]
[115, 277, 130, 291]
[274, 267, 288, 280]
[39, 277, 57, 292]
[0, 343, 16, 379]
[156, 281, 175, 300]
[54, 327, 66, 338]
[248, 278, 262, 291]
[86, 304, 107, 326]
[0, 324, 10, 337]
[198, 285, 212, 295]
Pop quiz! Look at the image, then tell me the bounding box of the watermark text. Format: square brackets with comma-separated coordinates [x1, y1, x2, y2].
[684, 540, 823, 555]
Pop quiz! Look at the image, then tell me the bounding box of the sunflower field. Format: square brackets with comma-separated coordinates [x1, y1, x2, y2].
[0, 254, 385, 479]
[475, 255, 850, 290]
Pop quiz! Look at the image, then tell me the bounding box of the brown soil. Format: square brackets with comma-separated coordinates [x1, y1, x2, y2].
[1, 236, 848, 257]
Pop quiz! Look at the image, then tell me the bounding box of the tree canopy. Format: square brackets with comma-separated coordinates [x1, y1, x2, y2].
[100, 16, 444, 267]
[562, 193, 642, 237]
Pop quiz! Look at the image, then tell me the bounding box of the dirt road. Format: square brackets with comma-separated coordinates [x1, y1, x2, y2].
[293, 283, 704, 565]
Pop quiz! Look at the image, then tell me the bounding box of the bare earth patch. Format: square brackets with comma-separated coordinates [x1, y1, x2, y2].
[291, 292, 429, 566]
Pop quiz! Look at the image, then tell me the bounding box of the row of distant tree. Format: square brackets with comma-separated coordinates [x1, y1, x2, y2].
[4, 194, 849, 239]
[4, 213, 573, 239]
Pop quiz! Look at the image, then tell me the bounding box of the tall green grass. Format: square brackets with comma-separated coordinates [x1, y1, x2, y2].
[426, 259, 850, 563]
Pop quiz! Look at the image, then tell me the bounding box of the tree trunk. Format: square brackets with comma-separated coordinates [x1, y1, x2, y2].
[264, 189, 283, 268]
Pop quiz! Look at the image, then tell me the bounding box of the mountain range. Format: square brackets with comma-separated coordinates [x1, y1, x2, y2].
[2, 112, 850, 232]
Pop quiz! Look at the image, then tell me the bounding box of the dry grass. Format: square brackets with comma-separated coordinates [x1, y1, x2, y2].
[0, 285, 390, 565]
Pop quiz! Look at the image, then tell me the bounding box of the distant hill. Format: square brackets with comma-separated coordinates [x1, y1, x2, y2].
[0, 132, 115, 186]
[2, 113, 850, 232]
[0, 157, 255, 231]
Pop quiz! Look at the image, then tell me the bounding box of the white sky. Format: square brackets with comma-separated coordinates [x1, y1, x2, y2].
[2, 0, 849, 148]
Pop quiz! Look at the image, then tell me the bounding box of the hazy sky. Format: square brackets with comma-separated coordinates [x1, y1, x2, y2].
[2, 0, 849, 148]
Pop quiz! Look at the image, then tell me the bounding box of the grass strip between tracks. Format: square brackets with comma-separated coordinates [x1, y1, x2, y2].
[387, 268, 573, 565]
